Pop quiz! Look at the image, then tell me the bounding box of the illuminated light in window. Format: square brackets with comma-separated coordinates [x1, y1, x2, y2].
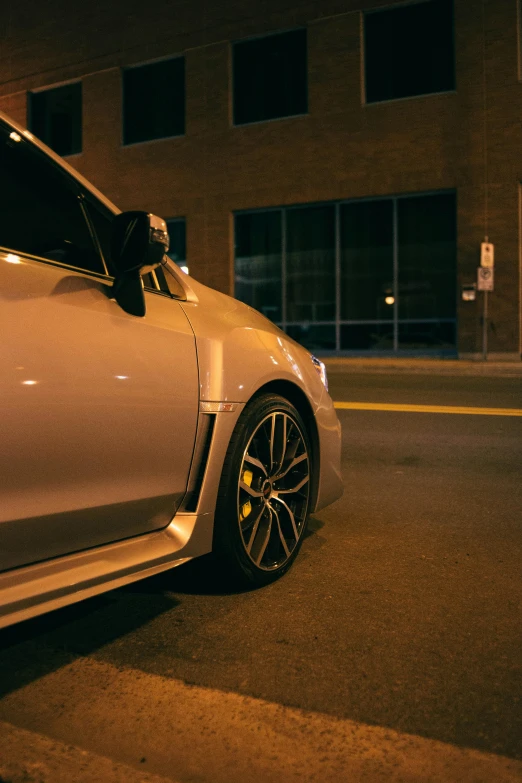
[9, 132, 22, 142]
[6, 254, 21, 264]
[385, 296, 395, 305]
[179, 265, 189, 274]
[115, 375, 128, 380]
[22, 380, 38, 386]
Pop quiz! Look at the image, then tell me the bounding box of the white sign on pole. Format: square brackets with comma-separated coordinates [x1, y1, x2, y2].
[480, 242, 494, 267]
[477, 266, 494, 291]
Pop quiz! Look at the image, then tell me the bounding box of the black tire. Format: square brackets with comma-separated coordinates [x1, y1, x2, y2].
[213, 393, 312, 588]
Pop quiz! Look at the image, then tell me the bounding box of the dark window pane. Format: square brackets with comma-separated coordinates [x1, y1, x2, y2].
[397, 193, 456, 320]
[286, 205, 335, 322]
[235, 211, 282, 321]
[142, 272, 156, 288]
[30, 83, 82, 156]
[123, 58, 185, 145]
[154, 264, 171, 292]
[341, 200, 393, 320]
[286, 324, 336, 351]
[365, 0, 454, 103]
[166, 219, 186, 265]
[0, 126, 103, 274]
[398, 321, 456, 349]
[234, 29, 307, 125]
[341, 323, 394, 351]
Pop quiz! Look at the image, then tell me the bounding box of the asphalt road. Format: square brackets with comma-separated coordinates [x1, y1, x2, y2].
[0, 371, 521, 782]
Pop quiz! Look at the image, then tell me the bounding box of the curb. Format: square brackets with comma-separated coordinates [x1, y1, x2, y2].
[321, 357, 522, 377]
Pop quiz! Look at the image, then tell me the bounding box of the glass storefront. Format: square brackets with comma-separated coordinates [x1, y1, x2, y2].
[234, 191, 457, 354]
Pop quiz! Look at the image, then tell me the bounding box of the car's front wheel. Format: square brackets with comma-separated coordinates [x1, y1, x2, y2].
[213, 393, 312, 587]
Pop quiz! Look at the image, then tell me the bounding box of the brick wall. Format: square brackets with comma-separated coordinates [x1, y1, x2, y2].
[0, 0, 520, 356]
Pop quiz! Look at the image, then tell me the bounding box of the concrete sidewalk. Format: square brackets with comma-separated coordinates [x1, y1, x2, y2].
[0, 720, 175, 783]
[321, 356, 522, 377]
[2, 658, 522, 783]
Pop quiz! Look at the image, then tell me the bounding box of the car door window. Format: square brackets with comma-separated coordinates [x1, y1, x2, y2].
[0, 123, 105, 274]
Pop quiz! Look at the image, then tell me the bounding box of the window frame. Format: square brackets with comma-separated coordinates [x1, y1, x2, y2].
[121, 54, 186, 147]
[231, 26, 309, 127]
[362, 0, 456, 106]
[234, 189, 458, 355]
[28, 79, 83, 158]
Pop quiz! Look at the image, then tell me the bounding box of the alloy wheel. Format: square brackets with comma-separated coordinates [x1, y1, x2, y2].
[237, 411, 310, 571]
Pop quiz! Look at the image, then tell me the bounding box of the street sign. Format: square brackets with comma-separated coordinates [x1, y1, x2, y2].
[481, 242, 494, 267]
[477, 266, 494, 291]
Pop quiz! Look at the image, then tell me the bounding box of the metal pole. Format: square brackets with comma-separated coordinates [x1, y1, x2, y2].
[392, 198, 398, 353]
[482, 289, 488, 361]
[335, 203, 341, 353]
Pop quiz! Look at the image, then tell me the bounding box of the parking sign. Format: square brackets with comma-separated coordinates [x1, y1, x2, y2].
[477, 266, 494, 291]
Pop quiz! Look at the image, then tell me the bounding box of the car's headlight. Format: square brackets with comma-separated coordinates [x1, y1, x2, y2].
[311, 355, 328, 391]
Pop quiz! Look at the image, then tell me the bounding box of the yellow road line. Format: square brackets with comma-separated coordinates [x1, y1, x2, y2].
[333, 401, 522, 416]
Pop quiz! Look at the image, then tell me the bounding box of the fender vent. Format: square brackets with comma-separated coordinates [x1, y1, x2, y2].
[184, 414, 215, 513]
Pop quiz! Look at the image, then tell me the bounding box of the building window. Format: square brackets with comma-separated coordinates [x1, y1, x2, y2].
[233, 29, 307, 125]
[285, 206, 336, 350]
[29, 82, 82, 157]
[364, 0, 455, 103]
[166, 218, 187, 273]
[235, 192, 456, 354]
[235, 211, 282, 320]
[123, 57, 185, 145]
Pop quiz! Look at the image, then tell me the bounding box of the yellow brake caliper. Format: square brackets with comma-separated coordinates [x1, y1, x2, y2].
[240, 469, 253, 522]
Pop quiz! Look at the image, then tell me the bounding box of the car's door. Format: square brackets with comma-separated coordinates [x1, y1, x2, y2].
[0, 122, 199, 572]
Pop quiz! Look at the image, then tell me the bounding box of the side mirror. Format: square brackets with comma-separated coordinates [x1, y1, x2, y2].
[111, 211, 170, 317]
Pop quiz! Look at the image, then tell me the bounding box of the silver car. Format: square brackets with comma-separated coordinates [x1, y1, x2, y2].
[0, 110, 342, 629]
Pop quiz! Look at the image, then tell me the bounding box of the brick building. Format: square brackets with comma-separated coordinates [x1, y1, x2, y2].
[1, 0, 521, 358]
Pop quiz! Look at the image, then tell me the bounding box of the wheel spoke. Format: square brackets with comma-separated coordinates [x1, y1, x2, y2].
[240, 481, 263, 498]
[270, 505, 291, 558]
[268, 414, 276, 473]
[271, 414, 287, 476]
[273, 497, 299, 540]
[253, 511, 273, 565]
[245, 504, 268, 554]
[274, 451, 308, 481]
[277, 475, 309, 495]
[243, 454, 268, 476]
[280, 430, 299, 467]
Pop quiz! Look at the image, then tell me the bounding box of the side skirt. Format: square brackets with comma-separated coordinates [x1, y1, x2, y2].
[0, 510, 213, 630]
